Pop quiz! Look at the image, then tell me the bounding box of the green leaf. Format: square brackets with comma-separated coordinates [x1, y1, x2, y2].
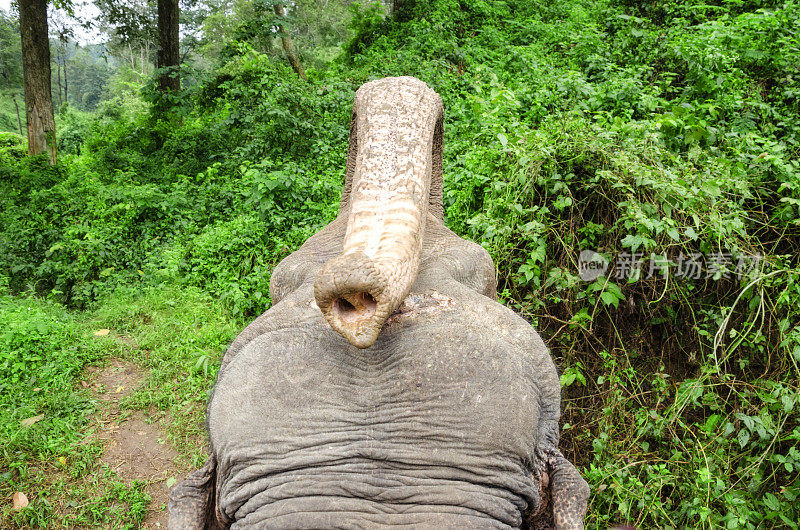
[667, 227, 680, 241]
[782, 394, 795, 413]
[701, 181, 721, 198]
[704, 414, 722, 433]
[605, 282, 624, 300]
[621, 234, 646, 252]
[600, 291, 619, 307]
[764, 493, 780, 512]
[497, 133, 508, 147]
[736, 413, 755, 432]
[738, 429, 750, 448]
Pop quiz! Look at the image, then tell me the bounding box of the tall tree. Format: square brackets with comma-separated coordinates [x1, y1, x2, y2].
[18, 0, 56, 163]
[157, 0, 179, 91]
[61, 38, 68, 103]
[273, 2, 307, 81]
[50, 13, 73, 107]
[66, 46, 113, 110]
[0, 11, 24, 135]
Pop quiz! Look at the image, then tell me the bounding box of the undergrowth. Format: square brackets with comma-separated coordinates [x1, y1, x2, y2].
[0, 286, 235, 527]
[0, 294, 148, 527]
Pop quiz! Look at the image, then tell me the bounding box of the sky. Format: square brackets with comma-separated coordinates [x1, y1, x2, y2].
[1, 0, 104, 45]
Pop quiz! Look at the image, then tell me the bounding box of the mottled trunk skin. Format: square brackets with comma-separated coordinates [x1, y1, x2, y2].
[315, 78, 442, 348]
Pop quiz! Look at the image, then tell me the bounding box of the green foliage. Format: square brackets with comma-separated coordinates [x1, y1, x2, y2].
[56, 105, 92, 154]
[1, 45, 344, 317]
[343, 1, 387, 57]
[0, 11, 23, 134]
[0, 131, 23, 150]
[332, 1, 800, 526]
[63, 45, 115, 110]
[0, 296, 150, 528]
[0, 298, 102, 452]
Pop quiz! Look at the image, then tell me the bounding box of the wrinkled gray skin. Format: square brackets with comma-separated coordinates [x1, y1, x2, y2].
[169, 77, 589, 529]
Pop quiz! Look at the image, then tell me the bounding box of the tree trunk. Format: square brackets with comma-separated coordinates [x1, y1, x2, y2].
[62, 43, 68, 105]
[13, 95, 23, 136]
[55, 53, 62, 106]
[157, 0, 180, 92]
[273, 3, 307, 81]
[18, 0, 56, 164]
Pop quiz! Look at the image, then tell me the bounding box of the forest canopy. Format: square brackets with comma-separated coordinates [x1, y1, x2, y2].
[1, 0, 799, 528]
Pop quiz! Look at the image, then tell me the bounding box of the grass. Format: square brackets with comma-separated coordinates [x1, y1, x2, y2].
[0, 285, 237, 528]
[89, 285, 239, 466]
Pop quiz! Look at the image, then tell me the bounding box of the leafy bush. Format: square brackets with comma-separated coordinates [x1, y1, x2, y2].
[0, 131, 23, 148]
[333, 1, 800, 526]
[56, 106, 92, 155]
[1, 45, 345, 315]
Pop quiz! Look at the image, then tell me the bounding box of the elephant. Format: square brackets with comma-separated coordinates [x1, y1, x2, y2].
[168, 76, 589, 529]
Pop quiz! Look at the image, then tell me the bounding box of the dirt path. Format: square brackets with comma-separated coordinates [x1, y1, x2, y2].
[86, 341, 186, 528]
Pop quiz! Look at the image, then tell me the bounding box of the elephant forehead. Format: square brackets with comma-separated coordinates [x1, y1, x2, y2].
[209, 315, 542, 461]
[208, 313, 545, 526]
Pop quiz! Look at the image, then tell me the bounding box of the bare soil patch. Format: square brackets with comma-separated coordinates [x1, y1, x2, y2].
[87, 358, 185, 528]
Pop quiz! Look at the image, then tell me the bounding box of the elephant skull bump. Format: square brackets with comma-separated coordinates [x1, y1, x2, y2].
[168, 76, 589, 529]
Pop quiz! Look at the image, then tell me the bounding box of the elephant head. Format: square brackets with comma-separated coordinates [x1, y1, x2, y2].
[169, 77, 589, 529]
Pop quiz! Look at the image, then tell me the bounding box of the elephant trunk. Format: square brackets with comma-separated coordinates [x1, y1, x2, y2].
[314, 77, 443, 348]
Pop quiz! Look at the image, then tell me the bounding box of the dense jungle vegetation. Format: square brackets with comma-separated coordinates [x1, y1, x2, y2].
[1, 0, 800, 527]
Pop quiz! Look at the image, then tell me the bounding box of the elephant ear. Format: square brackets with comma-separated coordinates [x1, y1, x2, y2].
[168, 455, 228, 530]
[531, 448, 590, 530]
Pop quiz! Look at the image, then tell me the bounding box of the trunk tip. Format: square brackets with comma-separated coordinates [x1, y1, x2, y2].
[333, 292, 378, 325]
[314, 253, 388, 349]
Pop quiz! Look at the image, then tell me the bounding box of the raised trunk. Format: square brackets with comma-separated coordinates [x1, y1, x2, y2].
[273, 3, 307, 81]
[18, 0, 56, 163]
[314, 77, 443, 348]
[157, 0, 180, 92]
